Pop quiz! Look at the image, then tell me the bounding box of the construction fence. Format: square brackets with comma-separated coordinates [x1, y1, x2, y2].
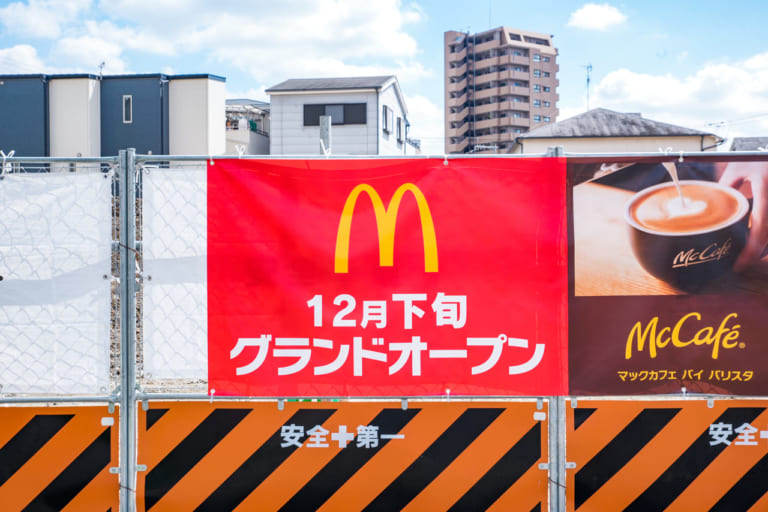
[1, 150, 768, 512]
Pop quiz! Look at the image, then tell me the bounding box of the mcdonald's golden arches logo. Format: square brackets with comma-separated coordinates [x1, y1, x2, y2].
[335, 183, 438, 273]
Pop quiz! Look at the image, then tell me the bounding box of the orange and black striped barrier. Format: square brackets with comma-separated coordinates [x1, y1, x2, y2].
[567, 399, 768, 511]
[137, 401, 548, 511]
[0, 405, 119, 511]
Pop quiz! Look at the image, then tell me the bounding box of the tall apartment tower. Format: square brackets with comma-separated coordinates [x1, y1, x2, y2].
[444, 27, 559, 153]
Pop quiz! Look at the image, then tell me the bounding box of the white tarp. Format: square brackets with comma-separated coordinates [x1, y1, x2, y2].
[142, 165, 207, 380]
[0, 171, 112, 394]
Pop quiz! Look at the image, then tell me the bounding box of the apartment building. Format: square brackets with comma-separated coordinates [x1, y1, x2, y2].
[0, 73, 225, 158]
[444, 27, 559, 154]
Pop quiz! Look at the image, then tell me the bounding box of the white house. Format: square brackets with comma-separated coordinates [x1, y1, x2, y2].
[511, 108, 724, 154]
[266, 76, 418, 155]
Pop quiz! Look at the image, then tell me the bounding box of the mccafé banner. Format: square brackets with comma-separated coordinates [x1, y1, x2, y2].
[207, 158, 568, 397]
[569, 156, 768, 396]
[207, 155, 768, 397]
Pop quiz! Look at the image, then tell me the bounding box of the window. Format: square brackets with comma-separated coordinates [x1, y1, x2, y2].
[543, 86, 551, 92]
[533, 69, 541, 77]
[533, 54, 541, 62]
[382, 105, 394, 134]
[533, 84, 541, 92]
[543, 101, 551, 107]
[122, 95, 132, 124]
[543, 71, 550, 77]
[543, 116, 551, 122]
[534, 115, 541, 122]
[542, 56, 550, 63]
[303, 103, 367, 126]
[533, 99, 541, 107]
[396, 117, 404, 142]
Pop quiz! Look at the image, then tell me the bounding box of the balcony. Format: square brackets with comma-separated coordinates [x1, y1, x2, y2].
[447, 80, 468, 93]
[498, 117, 530, 129]
[472, 39, 500, 54]
[447, 139, 469, 153]
[474, 118, 500, 130]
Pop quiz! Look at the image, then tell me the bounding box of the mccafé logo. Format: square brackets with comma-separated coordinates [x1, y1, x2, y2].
[625, 312, 742, 360]
[335, 183, 438, 273]
[672, 239, 733, 268]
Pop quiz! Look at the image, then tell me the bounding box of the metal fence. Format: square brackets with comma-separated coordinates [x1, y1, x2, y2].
[2, 149, 767, 512]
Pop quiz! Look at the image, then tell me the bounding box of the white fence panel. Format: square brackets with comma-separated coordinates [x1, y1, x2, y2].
[142, 164, 208, 383]
[0, 171, 112, 394]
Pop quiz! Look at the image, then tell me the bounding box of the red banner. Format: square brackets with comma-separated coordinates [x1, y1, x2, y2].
[207, 158, 567, 396]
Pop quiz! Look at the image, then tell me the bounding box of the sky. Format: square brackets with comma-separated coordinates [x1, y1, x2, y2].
[1, 0, 767, 154]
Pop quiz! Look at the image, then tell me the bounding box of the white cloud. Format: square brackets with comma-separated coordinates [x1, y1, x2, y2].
[568, 3, 627, 31]
[0, 0, 90, 38]
[52, 36, 128, 74]
[0, 44, 48, 73]
[588, 52, 768, 142]
[403, 93, 444, 154]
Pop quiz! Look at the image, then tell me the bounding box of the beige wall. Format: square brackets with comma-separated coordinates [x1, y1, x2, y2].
[512, 135, 722, 154]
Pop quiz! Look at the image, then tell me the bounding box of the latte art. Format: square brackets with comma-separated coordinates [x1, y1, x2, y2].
[630, 183, 743, 234]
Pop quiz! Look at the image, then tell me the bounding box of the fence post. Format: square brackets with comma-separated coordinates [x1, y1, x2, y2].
[548, 396, 566, 511]
[119, 148, 138, 512]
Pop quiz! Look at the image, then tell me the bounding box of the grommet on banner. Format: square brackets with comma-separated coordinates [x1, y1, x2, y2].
[443, 155, 448, 166]
[209, 388, 215, 403]
[445, 388, 451, 401]
[708, 397, 715, 408]
[678, 150, 684, 163]
[571, 398, 578, 409]
[401, 398, 408, 411]
[681, 386, 688, 398]
[537, 398, 544, 410]
[277, 398, 285, 411]
[142, 398, 149, 411]
[209, 154, 214, 166]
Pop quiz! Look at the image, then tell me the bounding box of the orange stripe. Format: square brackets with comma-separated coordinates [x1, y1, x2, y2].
[60, 467, 119, 512]
[666, 407, 768, 511]
[748, 487, 768, 512]
[319, 404, 464, 511]
[402, 406, 541, 511]
[0, 411, 104, 511]
[487, 466, 547, 512]
[0, 409, 39, 448]
[575, 403, 721, 511]
[139, 402, 214, 469]
[568, 402, 644, 465]
[235, 404, 382, 511]
[150, 404, 285, 512]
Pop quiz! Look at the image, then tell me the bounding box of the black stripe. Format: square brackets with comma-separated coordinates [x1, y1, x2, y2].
[576, 408, 680, 508]
[448, 422, 541, 511]
[574, 408, 596, 430]
[363, 408, 504, 511]
[195, 409, 336, 512]
[711, 450, 768, 511]
[625, 407, 765, 512]
[22, 427, 111, 511]
[146, 409, 169, 430]
[145, 408, 250, 510]
[0, 414, 73, 487]
[530, 504, 541, 512]
[279, 408, 420, 512]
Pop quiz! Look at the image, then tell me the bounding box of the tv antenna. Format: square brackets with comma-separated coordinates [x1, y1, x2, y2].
[98, 61, 105, 78]
[583, 63, 592, 111]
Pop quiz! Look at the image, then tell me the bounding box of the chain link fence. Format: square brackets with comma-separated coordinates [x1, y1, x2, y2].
[0, 159, 118, 397]
[140, 160, 208, 393]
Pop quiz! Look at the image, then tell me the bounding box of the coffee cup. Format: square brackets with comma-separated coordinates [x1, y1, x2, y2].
[625, 180, 750, 290]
